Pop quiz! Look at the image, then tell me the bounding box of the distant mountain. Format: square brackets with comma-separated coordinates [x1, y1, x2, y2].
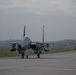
[0, 40, 22, 47]
[50, 40, 76, 45]
[0, 39, 76, 47]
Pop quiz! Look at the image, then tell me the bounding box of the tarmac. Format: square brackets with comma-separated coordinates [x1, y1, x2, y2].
[0, 51, 76, 75]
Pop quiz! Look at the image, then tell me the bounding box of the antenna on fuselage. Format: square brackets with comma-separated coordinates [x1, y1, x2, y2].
[42, 25, 44, 43]
[23, 26, 26, 37]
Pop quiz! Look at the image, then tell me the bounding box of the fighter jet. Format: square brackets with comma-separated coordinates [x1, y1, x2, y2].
[10, 25, 49, 58]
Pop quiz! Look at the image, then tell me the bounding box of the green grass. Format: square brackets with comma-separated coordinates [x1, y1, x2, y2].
[0, 47, 34, 57]
[0, 45, 75, 57]
[0, 47, 20, 57]
[48, 45, 75, 53]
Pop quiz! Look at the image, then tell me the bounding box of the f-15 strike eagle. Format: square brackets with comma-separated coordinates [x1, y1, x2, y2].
[10, 25, 49, 58]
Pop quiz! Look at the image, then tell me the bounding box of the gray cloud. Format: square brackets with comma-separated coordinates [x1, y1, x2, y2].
[0, 0, 76, 15]
[0, 0, 76, 41]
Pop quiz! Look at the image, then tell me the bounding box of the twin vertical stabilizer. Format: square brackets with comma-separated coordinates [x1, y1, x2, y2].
[23, 26, 26, 37]
[42, 25, 44, 43]
[23, 25, 44, 42]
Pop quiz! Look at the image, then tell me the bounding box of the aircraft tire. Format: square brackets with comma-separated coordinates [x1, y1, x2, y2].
[37, 53, 40, 58]
[22, 53, 24, 58]
[26, 55, 28, 59]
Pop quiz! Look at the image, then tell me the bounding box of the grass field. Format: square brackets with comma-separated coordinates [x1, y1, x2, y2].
[0, 47, 20, 57]
[0, 45, 75, 57]
[48, 45, 75, 53]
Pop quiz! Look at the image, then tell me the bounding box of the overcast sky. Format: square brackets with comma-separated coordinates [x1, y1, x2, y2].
[0, 0, 76, 42]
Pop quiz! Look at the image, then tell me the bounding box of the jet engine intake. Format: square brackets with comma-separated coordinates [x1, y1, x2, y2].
[10, 44, 16, 52]
[44, 47, 49, 52]
[44, 44, 49, 52]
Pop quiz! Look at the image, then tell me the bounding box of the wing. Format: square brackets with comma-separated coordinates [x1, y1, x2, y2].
[30, 41, 49, 51]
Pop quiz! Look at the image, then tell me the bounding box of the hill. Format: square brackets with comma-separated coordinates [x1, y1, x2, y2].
[50, 40, 76, 45]
[0, 39, 76, 47]
[0, 40, 22, 47]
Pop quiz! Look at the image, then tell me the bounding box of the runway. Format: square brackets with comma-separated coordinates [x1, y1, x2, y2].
[0, 51, 76, 75]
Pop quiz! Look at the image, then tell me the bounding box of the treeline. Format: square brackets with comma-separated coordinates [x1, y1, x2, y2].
[0, 40, 22, 46]
[50, 40, 76, 45]
[0, 39, 76, 46]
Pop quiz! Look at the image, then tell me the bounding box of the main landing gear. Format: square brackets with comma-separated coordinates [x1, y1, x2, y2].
[37, 50, 41, 58]
[21, 49, 28, 59]
[22, 53, 24, 58]
[21, 50, 41, 59]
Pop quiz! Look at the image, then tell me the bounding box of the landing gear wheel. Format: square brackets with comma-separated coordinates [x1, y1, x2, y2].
[26, 55, 28, 59]
[37, 53, 40, 58]
[22, 53, 24, 58]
